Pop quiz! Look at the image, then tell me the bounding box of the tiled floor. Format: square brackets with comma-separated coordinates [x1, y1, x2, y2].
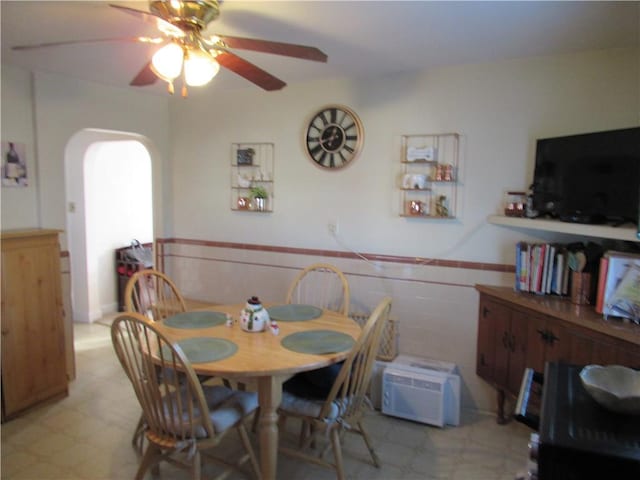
[1, 321, 532, 479]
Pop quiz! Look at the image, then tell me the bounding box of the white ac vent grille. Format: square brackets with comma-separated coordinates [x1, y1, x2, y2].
[414, 378, 442, 392]
[386, 373, 444, 392]
[386, 373, 411, 386]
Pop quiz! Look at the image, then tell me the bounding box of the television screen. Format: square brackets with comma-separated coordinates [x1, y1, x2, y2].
[531, 127, 640, 225]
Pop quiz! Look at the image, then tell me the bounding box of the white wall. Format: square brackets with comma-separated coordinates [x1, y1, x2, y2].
[1, 66, 39, 228]
[85, 141, 153, 317]
[167, 48, 639, 265]
[30, 70, 170, 248]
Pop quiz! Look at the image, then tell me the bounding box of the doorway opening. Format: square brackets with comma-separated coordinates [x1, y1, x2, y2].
[65, 129, 154, 324]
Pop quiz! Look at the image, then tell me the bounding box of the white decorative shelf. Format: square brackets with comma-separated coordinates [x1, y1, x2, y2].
[487, 215, 639, 242]
[399, 133, 460, 219]
[230, 142, 274, 213]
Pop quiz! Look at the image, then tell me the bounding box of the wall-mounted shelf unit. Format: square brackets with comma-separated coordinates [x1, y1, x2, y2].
[230, 142, 274, 213]
[487, 215, 639, 242]
[399, 133, 459, 219]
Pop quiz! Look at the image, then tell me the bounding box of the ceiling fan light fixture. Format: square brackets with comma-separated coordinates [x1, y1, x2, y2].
[151, 42, 184, 80]
[184, 49, 219, 86]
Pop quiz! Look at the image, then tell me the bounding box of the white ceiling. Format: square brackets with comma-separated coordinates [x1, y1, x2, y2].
[1, 1, 638, 96]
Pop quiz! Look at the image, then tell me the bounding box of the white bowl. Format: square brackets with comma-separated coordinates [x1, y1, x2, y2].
[579, 365, 640, 416]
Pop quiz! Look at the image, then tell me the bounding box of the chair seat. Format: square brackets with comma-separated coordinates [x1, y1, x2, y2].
[205, 386, 258, 433]
[165, 385, 259, 438]
[280, 391, 344, 421]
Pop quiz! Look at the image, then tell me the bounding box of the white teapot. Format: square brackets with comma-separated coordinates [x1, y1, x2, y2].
[239, 296, 270, 332]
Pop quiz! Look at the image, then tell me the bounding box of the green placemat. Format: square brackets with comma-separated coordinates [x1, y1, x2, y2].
[164, 311, 227, 329]
[281, 330, 354, 355]
[162, 337, 237, 363]
[267, 304, 323, 322]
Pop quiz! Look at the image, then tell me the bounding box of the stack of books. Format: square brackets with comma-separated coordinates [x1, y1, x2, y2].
[595, 251, 640, 321]
[515, 242, 569, 295]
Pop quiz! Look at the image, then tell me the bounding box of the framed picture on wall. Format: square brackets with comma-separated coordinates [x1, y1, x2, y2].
[1, 141, 28, 187]
[236, 148, 255, 166]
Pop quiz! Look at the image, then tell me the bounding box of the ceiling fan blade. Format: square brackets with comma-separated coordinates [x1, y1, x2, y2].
[109, 3, 185, 37]
[12, 36, 162, 51]
[130, 62, 158, 86]
[216, 52, 286, 91]
[215, 35, 328, 63]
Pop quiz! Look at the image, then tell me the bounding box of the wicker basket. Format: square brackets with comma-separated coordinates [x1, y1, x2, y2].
[350, 312, 398, 361]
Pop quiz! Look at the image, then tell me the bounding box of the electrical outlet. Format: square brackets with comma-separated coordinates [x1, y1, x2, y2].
[328, 219, 338, 235]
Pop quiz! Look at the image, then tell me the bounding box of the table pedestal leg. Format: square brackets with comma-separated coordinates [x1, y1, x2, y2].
[257, 376, 282, 480]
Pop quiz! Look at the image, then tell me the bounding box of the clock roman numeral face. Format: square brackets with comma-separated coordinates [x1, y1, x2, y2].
[305, 105, 363, 169]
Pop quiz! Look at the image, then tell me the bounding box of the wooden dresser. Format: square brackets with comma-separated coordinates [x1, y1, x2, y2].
[475, 284, 640, 423]
[1, 229, 68, 421]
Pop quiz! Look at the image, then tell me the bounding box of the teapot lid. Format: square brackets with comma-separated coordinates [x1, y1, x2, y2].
[247, 296, 261, 305]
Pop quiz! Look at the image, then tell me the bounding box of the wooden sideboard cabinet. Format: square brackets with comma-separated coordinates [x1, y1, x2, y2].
[1, 229, 69, 421]
[476, 285, 640, 423]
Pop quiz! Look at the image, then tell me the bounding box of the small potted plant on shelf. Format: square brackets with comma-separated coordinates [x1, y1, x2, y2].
[250, 186, 268, 211]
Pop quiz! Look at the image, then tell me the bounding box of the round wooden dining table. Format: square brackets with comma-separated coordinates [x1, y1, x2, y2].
[154, 303, 361, 480]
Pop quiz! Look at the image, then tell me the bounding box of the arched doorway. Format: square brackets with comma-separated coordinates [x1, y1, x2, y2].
[65, 129, 155, 323]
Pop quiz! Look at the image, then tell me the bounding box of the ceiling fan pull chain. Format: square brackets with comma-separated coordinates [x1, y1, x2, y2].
[167, 81, 175, 95]
[181, 84, 188, 98]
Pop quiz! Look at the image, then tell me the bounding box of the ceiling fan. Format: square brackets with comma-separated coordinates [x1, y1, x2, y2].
[12, 0, 328, 96]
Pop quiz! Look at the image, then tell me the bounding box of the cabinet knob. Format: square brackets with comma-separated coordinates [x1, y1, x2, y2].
[483, 306, 490, 317]
[1, 328, 9, 336]
[536, 329, 548, 341]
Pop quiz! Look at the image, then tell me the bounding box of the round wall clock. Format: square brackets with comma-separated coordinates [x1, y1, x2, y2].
[304, 104, 364, 169]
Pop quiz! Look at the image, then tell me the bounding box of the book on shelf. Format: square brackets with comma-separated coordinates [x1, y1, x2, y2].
[515, 241, 530, 292]
[600, 251, 640, 320]
[553, 247, 568, 296]
[604, 261, 640, 321]
[533, 244, 543, 293]
[541, 244, 551, 294]
[544, 244, 557, 294]
[595, 256, 609, 314]
[561, 251, 570, 295]
[514, 242, 568, 296]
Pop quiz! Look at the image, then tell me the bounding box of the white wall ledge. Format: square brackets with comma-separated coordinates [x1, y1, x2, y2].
[487, 215, 639, 242]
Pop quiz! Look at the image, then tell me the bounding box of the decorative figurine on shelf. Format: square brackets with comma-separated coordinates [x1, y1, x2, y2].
[435, 195, 449, 217]
[408, 200, 424, 216]
[237, 173, 252, 188]
[435, 164, 444, 181]
[504, 191, 527, 217]
[250, 186, 268, 211]
[237, 197, 250, 210]
[240, 296, 270, 332]
[443, 164, 454, 181]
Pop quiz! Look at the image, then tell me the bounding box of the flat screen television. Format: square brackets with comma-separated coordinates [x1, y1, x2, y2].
[530, 127, 640, 225]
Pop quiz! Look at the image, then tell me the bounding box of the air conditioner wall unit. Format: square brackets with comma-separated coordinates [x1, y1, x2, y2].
[381, 355, 460, 427]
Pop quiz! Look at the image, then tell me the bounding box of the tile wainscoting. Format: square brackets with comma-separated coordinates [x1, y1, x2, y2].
[156, 238, 514, 414]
